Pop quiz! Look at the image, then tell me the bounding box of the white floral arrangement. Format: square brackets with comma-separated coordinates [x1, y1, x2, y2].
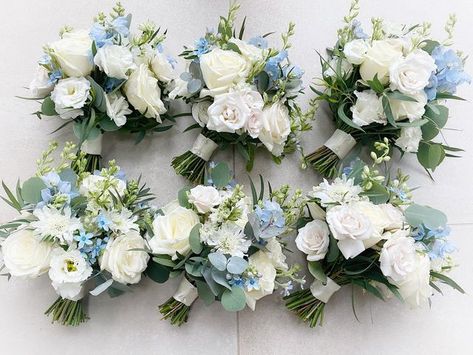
[0, 142, 153, 326]
[146, 163, 305, 325]
[285, 148, 463, 328]
[171, 3, 315, 183]
[28, 3, 180, 172]
[305, 0, 470, 178]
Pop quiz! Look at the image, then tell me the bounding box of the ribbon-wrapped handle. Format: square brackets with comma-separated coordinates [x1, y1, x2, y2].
[324, 129, 356, 160]
[191, 134, 218, 161]
[173, 278, 198, 306]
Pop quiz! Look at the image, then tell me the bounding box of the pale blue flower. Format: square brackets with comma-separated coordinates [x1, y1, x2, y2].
[194, 37, 211, 57]
[229, 275, 244, 287]
[42, 172, 61, 188]
[75, 230, 94, 249]
[111, 15, 131, 38]
[427, 225, 451, 239]
[245, 277, 260, 291]
[249, 36, 268, 49]
[284, 65, 304, 79]
[428, 239, 455, 259]
[352, 20, 369, 39]
[48, 70, 63, 84]
[90, 23, 114, 48]
[97, 214, 111, 231]
[412, 224, 426, 241]
[265, 50, 288, 81]
[256, 200, 285, 229]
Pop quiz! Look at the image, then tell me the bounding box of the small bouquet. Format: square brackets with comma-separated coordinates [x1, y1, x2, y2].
[171, 2, 315, 183]
[0, 142, 152, 326]
[145, 163, 305, 325]
[285, 142, 463, 327]
[27, 3, 180, 172]
[306, 0, 470, 178]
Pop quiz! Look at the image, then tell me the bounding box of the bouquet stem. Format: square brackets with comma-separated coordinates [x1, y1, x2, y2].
[284, 289, 325, 328]
[159, 298, 192, 326]
[44, 297, 88, 326]
[305, 146, 340, 179]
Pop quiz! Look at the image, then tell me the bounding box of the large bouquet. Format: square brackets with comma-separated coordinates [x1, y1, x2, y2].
[171, 3, 315, 183]
[285, 143, 463, 327]
[28, 3, 180, 172]
[0, 143, 152, 326]
[145, 163, 305, 325]
[306, 0, 470, 178]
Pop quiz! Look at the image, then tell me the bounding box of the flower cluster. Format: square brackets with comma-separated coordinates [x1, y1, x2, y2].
[306, 0, 470, 178]
[29, 3, 177, 171]
[171, 3, 315, 183]
[285, 158, 462, 328]
[147, 163, 305, 325]
[0, 142, 153, 325]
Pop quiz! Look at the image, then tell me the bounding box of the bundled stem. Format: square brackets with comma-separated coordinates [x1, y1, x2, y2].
[305, 146, 340, 179]
[159, 297, 192, 326]
[171, 151, 207, 184]
[284, 289, 326, 328]
[44, 297, 88, 326]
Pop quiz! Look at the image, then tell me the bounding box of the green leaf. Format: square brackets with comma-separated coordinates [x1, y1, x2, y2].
[145, 261, 170, 283]
[211, 268, 231, 290]
[185, 262, 203, 277]
[308, 261, 327, 283]
[417, 142, 445, 171]
[195, 280, 215, 306]
[41, 97, 57, 116]
[221, 286, 247, 312]
[226, 256, 248, 274]
[88, 76, 107, 112]
[2, 181, 22, 211]
[208, 252, 227, 271]
[189, 223, 203, 254]
[404, 204, 447, 229]
[211, 162, 232, 188]
[99, 118, 120, 132]
[362, 181, 390, 204]
[152, 255, 176, 268]
[422, 104, 448, 141]
[255, 71, 270, 94]
[178, 187, 191, 208]
[21, 177, 47, 204]
[337, 103, 364, 131]
[226, 42, 241, 54]
[382, 95, 397, 127]
[326, 236, 340, 263]
[387, 91, 418, 102]
[421, 40, 440, 54]
[435, 92, 466, 101]
[366, 74, 385, 94]
[430, 271, 465, 294]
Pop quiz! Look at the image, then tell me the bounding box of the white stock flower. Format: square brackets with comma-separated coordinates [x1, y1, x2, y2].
[395, 126, 423, 153]
[295, 220, 330, 261]
[258, 102, 291, 156]
[100, 230, 149, 284]
[151, 52, 176, 83]
[49, 249, 92, 301]
[2, 229, 53, 278]
[51, 77, 91, 119]
[29, 66, 54, 97]
[311, 176, 362, 207]
[380, 234, 417, 282]
[245, 251, 277, 311]
[105, 92, 132, 127]
[191, 101, 211, 127]
[204, 222, 250, 258]
[360, 40, 404, 84]
[264, 238, 288, 270]
[124, 63, 166, 121]
[207, 91, 251, 133]
[388, 91, 427, 121]
[188, 185, 221, 214]
[350, 90, 385, 126]
[94, 44, 136, 79]
[32, 206, 81, 244]
[343, 39, 369, 65]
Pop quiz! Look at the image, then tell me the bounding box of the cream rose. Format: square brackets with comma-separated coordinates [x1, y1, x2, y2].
[94, 44, 136, 80]
[245, 251, 277, 311]
[100, 231, 149, 284]
[228, 38, 264, 64]
[207, 91, 251, 133]
[295, 220, 330, 261]
[350, 90, 385, 126]
[151, 52, 176, 83]
[29, 66, 54, 97]
[360, 40, 403, 84]
[51, 77, 90, 119]
[388, 91, 427, 122]
[395, 126, 423, 153]
[188, 185, 221, 214]
[243, 89, 264, 138]
[2, 229, 53, 278]
[49, 29, 93, 77]
[258, 102, 291, 156]
[343, 39, 369, 65]
[380, 204, 406, 231]
[380, 234, 416, 282]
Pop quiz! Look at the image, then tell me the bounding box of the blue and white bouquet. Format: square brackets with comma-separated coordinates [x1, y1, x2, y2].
[28, 3, 179, 172]
[171, 2, 315, 183]
[145, 163, 305, 325]
[0, 142, 152, 326]
[306, 0, 470, 178]
[286, 142, 463, 327]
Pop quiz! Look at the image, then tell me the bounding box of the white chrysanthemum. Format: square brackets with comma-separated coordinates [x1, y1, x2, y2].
[311, 176, 363, 207]
[31, 206, 81, 244]
[204, 222, 250, 257]
[101, 208, 138, 234]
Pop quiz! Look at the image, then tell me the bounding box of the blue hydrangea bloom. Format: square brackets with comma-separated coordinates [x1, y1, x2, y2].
[265, 50, 288, 81]
[249, 36, 268, 49]
[194, 37, 211, 57]
[255, 200, 285, 232]
[427, 225, 451, 239]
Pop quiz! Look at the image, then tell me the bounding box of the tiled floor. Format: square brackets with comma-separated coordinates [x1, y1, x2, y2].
[0, 1, 472, 354]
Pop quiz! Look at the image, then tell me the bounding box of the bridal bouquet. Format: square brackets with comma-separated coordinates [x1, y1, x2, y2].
[306, 0, 470, 178]
[285, 142, 463, 327]
[0, 142, 152, 326]
[28, 3, 179, 172]
[145, 163, 305, 325]
[171, 2, 315, 183]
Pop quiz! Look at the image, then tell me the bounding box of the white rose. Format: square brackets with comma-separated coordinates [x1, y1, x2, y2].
[380, 235, 416, 282]
[105, 92, 132, 127]
[169, 77, 189, 99]
[2, 229, 53, 278]
[148, 204, 199, 259]
[326, 204, 374, 259]
[100, 230, 149, 284]
[207, 91, 251, 133]
[389, 50, 436, 95]
[228, 38, 264, 64]
[325, 57, 353, 77]
[151, 52, 176, 83]
[188, 185, 221, 214]
[245, 251, 276, 311]
[242, 89, 264, 138]
[200, 48, 248, 97]
[388, 91, 427, 121]
[49, 249, 92, 301]
[343, 39, 369, 65]
[380, 204, 406, 231]
[124, 63, 166, 121]
[351, 201, 389, 235]
[350, 90, 385, 126]
[94, 44, 136, 80]
[191, 101, 211, 127]
[295, 220, 330, 261]
[360, 40, 403, 84]
[29, 66, 54, 97]
[258, 102, 291, 156]
[51, 77, 90, 119]
[395, 126, 423, 153]
[264, 238, 288, 270]
[49, 29, 93, 77]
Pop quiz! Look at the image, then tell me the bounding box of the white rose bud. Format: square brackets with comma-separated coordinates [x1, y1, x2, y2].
[29, 66, 54, 98]
[295, 220, 330, 261]
[343, 39, 369, 65]
[379, 204, 406, 231]
[228, 38, 264, 65]
[395, 126, 423, 153]
[188, 185, 221, 214]
[350, 90, 385, 127]
[360, 40, 403, 84]
[258, 102, 291, 156]
[94, 44, 136, 80]
[151, 52, 176, 83]
[51, 77, 91, 119]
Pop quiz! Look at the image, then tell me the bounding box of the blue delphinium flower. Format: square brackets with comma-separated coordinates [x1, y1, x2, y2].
[97, 214, 111, 231]
[104, 77, 124, 93]
[194, 37, 211, 57]
[42, 172, 61, 187]
[249, 36, 268, 49]
[38, 172, 77, 208]
[265, 50, 288, 81]
[351, 20, 369, 39]
[111, 15, 131, 38]
[428, 238, 456, 260]
[427, 225, 451, 239]
[48, 70, 63, 85]
[412, 224, 426, 241]
[90, 23, 114, 48]
[388, 187, 409, 203]
[75, 230, 94, 249]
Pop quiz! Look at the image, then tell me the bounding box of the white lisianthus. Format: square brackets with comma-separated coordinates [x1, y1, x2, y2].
[360, 40, 404, 84]
[31, 206, 82, 244]
[380, 204, 406, 231]
[191, 101, 211, 127]
[343, 39, 369, 65]
[326, 204, 374, 259]
[311, 176, 362, 207]
[169, 77, 189, 99]
[324, 57, 353, 77]
[389, 50, 436, 95]
[388, 91, 427, 122]
[124, 63, 166, 121]
[200, 48, 248, 97]
[245, 251, 277, 311]
[49, 249, 92, 301]
[264, 238, 288, 270]
[29, 66, 54, 97]
[94, 44, 136, 79]
[295, 220, 330, 261]
[380, 234, 416, 282]
[100, 231, 149, 284]
[395, 126, 423, 153]
[151, 52, 176, 83]
[228, 38, 264, 64]
[188, 185, 221, 214]
[105, 92, 132, 127]
[350, 90, 385, 126]
[51, 77, 91, 119]
[148, 203, 199, 259]
[49, 29, 93, 77]
[207, 91, 251, 133]
[2, 229, 53, 278]
[258, 102, 291, 156]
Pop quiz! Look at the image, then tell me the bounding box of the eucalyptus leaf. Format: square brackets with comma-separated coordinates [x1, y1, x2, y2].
[221, 286, 247, 312]
[417, 143, 445, 171]
[145, 260, 170, 283]
[208, 252, 227, 271]
[41, 97, 57, 116]
[195, 279, 215, 305]
[21, 177, 47, 204]
[189, 223, 203, 254]
[211, 162, 232, 188]
[362, 182, 390, 204]
[178, 187, 191, 208]
[211, 268, 231, 290]
[308, 261, 327, 283]
[404, 204, 447, 229]
[226, 256, 248, 275]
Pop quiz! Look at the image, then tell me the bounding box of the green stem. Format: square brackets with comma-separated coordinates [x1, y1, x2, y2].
[44, 297, 88, 326]
[159, 297, 192, 326]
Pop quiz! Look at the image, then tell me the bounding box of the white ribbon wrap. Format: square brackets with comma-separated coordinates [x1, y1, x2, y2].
[81, 134, 103, 155]
[324, 129, 356, 159]
[173, 278, 198, 306]
[191, 134, 218, 161]
[309, 277, 341, 303]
